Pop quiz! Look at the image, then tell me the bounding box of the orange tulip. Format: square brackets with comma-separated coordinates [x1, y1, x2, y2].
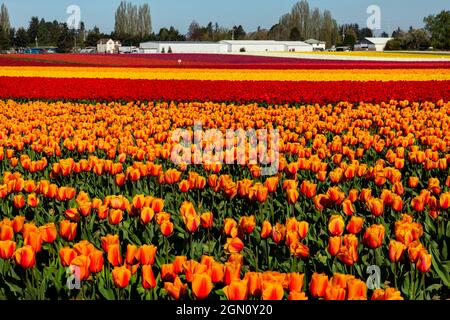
[59, 247, 78, 267]
[27, 193, 39, 207]
[290, 242, 310, 258]
[372, 288, 404, 300]
[161, 264, 176, 282]
[210, 262, 225, 283]
[108, 209, 123, 225]
[325, 286, 346, 300]
[225, 237, 244, 254]
[192, 273, 213, 300]
[0, 224, 13, 241]
[328, 215, 345, 236]
[342, 199, 355, 216]
[388, 240, 406, 263]
[59, 220, 77, 241]
[287, 272, 304, 293]
[440, 192, 450, 210]
[115, 173, 126, 186]
[330, 273, 350, 289]
[173, 256, 187, 274]
[14, 245, 36, 269]
[138, 244, 157, 265]
[328, 236, 342, 257]
[239, 215, 255, 234]
[346, 216, 364, 235]
[223, 280, 248, 300]
[223, 218, 237, 235]
[337, 243, 359, 266]
[286, 188, 299, 204]
[363, 224, 385, 249]
[288, 291, 308, 300]
[262, 282, 284, 300]
[65, 208, 80, 222]
[416, 253, 432, 273]
[255, 186, 268, 203]
[348, 189, 359, 203]
[70, 255, 91, 281]
[12, 216, 25, 233]
[244, 272, 262, 297]
[140, 207, 155, 225]
[301, 180, 317, 199]
[408, 241, 425, 263]
[107, 244, 123, 267]
[224, 262, 241, 285]
[39, 223, 57, 243]
[13, 194, 25, 209]
[151, 198, 164, 213]
[0, 240, 16, 259]
[368, 198, 384, 217]
[272, 223, 286, 244]
[156, 212, 171, 225]
[347, 279, 367, 300]
[297, 221, 309, 239]
[265, 177, 279, 193]
[73, 240, 95, 257]
[24, 231, 42, 253]
[179, 180, 190, 193]
[200, 212, 214, 229]
[142, 265, 157, 289]
[89, 249, 104, 273]
[164, 276, 187, 300]
[101, 234, 119, 252]
[411, 195, 426, 212]
[260, 220, 272, 239]
[309, 273, 329, 298]
[161, 221, 174, 237]
[112, 266, 131, 288]
[185, 215, 201, 233]
[125, 244, 138, 265]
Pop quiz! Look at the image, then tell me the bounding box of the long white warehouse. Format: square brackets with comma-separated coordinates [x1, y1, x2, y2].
[139, 40, 314, 54]
[140, 41, 228, 54]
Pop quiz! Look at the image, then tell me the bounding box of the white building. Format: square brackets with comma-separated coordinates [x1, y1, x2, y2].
[139, 41, 228, 54]
[97, 39, 122, 54]
[220, 40, 285, 53]
[139, 40, 314, 54]
[119, 46, 140, 54]
[354, 37, 393, 52]
[220, 40, 313, 53]
[305, 39, 327, 51]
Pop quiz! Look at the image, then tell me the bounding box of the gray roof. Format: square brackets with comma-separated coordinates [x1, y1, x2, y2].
[305, 39, 326, 44]
[140, 41, 218, 45]
[364, 37, 394, 45]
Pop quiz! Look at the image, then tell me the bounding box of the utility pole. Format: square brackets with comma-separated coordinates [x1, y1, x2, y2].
[35, 36, 38, 48]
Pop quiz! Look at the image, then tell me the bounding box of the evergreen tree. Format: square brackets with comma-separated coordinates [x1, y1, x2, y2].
[14, 27, 29, 47]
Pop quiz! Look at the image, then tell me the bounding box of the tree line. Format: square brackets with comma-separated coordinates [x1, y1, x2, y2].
[0, 1, 448, 52]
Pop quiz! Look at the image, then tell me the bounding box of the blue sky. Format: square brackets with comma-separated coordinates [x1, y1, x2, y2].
[2, 0, 448, 35]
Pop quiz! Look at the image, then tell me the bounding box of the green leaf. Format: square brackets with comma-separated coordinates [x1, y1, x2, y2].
[317, 254, 327, 265]
[431, 249, 450, 288]
[5, 281, 23, 296]
[425, 283, 442, 292]
[446, 221, 450, 238]
[401, 271, 410, 298]
[99, 284, 115, 300]
[442, 241, 448, 261]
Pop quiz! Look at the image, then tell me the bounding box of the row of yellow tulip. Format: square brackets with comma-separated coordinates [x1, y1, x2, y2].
[0, 67, 448, 81]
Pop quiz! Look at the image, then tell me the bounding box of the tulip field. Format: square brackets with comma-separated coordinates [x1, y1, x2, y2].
[0, 53, 449, 301]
